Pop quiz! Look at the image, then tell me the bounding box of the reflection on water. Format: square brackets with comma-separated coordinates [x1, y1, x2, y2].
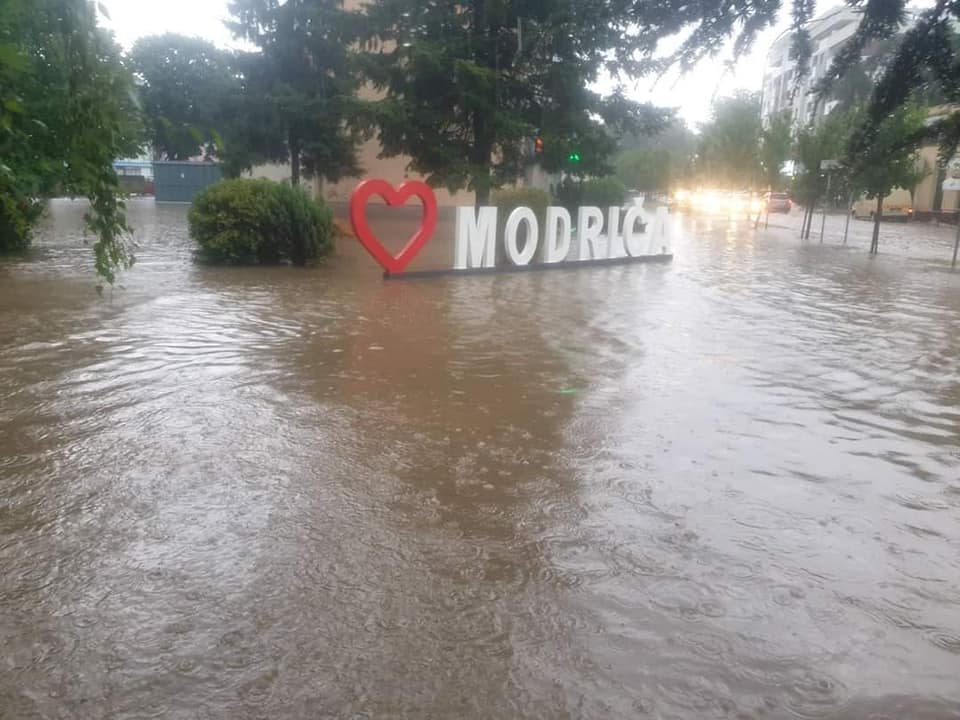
[2, 198, 960, 718]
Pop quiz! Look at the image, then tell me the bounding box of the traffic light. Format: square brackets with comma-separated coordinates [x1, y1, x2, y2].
[534, 136, 544, 155]
[568, 151, 581, 164]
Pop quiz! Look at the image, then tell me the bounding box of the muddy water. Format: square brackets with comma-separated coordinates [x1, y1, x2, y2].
[2, 199, 960, 719]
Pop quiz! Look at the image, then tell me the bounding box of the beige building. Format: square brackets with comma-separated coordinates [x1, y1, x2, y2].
[322, 141, 474, 207]
[911, 146, 958, 214]
[909, 106, 960, 214]
[247, 122, 474, 208]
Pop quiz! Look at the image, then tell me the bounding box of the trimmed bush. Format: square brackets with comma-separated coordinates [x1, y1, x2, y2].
[492, 186, 551, 227]
[581, 176, 627, 208]
[188, 178, 333, 265]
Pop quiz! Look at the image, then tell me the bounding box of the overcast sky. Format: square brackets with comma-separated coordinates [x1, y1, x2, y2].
[100, 0, 797, 128]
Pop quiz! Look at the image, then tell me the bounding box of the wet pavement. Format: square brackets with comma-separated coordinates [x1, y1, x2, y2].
[2, 198, 960, 719]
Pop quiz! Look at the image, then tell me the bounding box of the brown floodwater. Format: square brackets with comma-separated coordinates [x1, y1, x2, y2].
[2, 198, 960, 719]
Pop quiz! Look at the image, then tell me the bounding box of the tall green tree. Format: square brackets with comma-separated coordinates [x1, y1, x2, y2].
[615, 149, 672, 194]
[792, 110, 854, 240]
[847, 103, 926, 253]
[130, 34, 238, 161]
[357, 0, 669, 204]
[759, 111, 792, 191]
[615, 120, 696, 193]
[619, 121, 698, 157]
[228, 0, 364, 185]
[0, 0, 143, 281]
[694, 92, 762, 189]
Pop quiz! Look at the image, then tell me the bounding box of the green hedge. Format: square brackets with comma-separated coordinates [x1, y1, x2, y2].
[188, 178, 333, 265]
[492, 186, 551, 227]
[552, 176, 627, 212]
[581, 176, 627, 207]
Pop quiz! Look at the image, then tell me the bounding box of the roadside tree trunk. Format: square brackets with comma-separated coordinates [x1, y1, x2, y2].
[475, 182, 490, 208]
[871, 195, 883, 254]
[289, 130, 301, 186]
[471, 122, 492, 208]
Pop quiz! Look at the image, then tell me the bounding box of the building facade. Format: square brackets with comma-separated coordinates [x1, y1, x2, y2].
[760, 5, 861, 128]
[911, 106, 959, 215]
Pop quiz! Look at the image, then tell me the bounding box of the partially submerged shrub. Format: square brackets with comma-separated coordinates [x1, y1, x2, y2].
[581, 176, 627, 208]
[492, 186, 550, 227]
[188, 178, 333, 265]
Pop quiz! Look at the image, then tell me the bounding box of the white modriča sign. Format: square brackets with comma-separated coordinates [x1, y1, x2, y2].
[454, 204, 671, 270]
[349, 179, 673, 277]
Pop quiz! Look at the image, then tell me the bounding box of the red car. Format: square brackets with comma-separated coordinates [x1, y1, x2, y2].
[764, 192, 792, 213]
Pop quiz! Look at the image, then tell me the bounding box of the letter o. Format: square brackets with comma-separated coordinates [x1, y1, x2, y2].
[504, 207, 539, 265]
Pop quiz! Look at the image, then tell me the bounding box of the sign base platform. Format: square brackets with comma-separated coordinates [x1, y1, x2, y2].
[383, 253, 673, 280]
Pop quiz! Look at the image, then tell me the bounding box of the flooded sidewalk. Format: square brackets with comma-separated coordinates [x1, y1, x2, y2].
[760, 205, 960, 263]
[2, 198, 960, 719]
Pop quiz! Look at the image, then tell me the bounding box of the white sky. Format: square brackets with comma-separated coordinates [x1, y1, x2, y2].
[100, 0, 796, 127]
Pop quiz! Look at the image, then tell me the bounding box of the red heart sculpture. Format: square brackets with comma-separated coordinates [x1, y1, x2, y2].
[349, 179, 438, 274]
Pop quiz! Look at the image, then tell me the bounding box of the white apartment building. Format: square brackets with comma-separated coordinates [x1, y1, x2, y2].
[760, 5, 861, 128]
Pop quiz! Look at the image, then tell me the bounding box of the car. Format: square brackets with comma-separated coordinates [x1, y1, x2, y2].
[851, 188, 913, 220]
[763, 192, 792, 213]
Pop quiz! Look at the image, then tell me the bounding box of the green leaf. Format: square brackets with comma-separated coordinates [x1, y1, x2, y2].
[0, 43, 27, 73]
[4, 97, 24, 114]
[97, 2, 110, 20]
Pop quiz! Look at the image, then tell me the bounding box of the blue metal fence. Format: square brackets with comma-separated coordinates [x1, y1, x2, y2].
[153, 162, 222, 203]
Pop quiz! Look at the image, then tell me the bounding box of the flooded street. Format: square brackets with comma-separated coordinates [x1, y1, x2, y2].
[2, 198, 960, 719]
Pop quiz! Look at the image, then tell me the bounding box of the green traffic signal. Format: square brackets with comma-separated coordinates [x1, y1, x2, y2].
[568, 152, 581, 163]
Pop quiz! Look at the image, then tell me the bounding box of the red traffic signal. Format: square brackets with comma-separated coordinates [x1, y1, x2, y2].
[534, 136, 544, 155]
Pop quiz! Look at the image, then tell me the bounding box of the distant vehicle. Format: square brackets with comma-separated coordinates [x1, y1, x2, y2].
[763, 192, 792, 213]
[851, 188, 913, 220]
